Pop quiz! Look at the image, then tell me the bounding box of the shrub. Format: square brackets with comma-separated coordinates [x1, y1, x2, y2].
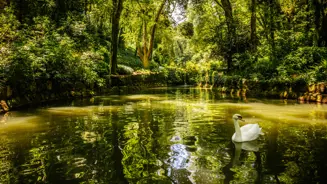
[117, 64, 134, 75]
[118, 48, 143, 69]
[280, 47, 327, 75]
[163, 65, 186, 85]
[185, 61, 200, 84]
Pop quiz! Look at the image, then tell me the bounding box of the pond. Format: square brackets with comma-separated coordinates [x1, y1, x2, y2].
[1, 87, 327, 184]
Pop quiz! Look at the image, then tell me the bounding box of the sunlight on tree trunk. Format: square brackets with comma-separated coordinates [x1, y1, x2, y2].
[137, 0, 166, 69]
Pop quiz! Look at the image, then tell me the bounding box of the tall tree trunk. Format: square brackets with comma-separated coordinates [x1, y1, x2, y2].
[110, 0, 124, 74]
[137, 0, 166, 69]
[142, 20, 148, 68]
[17, 0, 25, 22]
[220, 0, 234, 72]
[84, 0, 87, 15]
[118, 27, 125, 48]
[313, 0, 322, 46]
[147, 0, 166, 60]
[250, 0, 257, 52]
[268, 0, 276, 65]
[135, 24, 143, 56]
[320, 1, 327, 46]
[312, 0, 327, 46]
[321, 15, 327, 46]
[304, 0, 311, 46]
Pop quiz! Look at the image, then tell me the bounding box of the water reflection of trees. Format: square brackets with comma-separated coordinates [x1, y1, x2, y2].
[121, 104, 174, 183]
[0, 108, 119, 183]
[1, 89, 327, 183]
[275, 123, 327, 184]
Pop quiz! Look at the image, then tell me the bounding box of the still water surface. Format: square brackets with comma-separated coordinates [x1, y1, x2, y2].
[1, 87, 327, 183]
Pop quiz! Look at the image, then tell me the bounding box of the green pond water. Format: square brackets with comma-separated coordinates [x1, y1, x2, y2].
[1, 87, 327, 184]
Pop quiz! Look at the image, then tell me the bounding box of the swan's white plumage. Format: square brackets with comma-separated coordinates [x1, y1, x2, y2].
[232, 114, 263, 142]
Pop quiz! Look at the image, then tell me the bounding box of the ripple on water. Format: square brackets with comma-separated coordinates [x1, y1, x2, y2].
[3, 88, 327, 183]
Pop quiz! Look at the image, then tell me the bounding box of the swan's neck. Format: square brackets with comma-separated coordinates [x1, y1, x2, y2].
[233, 119, 242, 141]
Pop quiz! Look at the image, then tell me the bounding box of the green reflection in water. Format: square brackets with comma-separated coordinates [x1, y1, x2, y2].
[1, 88, 327, 183]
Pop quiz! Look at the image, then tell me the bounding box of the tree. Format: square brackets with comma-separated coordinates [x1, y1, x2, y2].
[110, 0, 124, 74]
[250, 0, 257, 52]
[313, 0, 327, 47]
[137, 0, 167, 69]
[219, 0, 235, 72]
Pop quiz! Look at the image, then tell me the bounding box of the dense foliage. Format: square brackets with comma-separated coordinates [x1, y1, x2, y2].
[1, 0, 327, 96]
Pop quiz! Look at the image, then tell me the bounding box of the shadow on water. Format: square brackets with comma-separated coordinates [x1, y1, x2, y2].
[1, 87, 327, 183]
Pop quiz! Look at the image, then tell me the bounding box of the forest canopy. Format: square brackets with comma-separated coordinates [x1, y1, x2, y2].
[1, 0, 327, 95]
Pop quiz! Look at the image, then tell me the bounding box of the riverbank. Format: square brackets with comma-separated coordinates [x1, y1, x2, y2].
[0, 73, 173, 111]
[206, 76, 327, 103]
[2, 72, 327, 112]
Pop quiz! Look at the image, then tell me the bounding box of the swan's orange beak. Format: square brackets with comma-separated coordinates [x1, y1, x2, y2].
[239, 119, 245, 122]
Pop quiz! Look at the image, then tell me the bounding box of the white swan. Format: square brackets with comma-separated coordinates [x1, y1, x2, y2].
[232, 114, 263, 142]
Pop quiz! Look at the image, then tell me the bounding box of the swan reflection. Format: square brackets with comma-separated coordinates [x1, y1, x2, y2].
[232, 140, 260, 166]
[223, 140, 263, 183]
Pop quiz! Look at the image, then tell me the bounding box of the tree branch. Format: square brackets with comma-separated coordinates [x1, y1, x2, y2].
[147, 0, 166, 59]
[213, 0, 223, 9]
